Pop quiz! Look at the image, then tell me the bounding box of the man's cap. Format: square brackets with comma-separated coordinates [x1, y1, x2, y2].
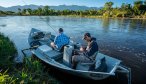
[82, 32, 91, 40]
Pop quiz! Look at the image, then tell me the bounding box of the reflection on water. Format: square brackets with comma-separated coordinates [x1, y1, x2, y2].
[0, 16, 146, 84]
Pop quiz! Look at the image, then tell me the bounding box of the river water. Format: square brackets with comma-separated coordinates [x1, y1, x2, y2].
[0, 16, 146, 84]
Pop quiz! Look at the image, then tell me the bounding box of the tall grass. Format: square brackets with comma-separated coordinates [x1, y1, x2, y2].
[0, 33, 17, 69]
[0, 33, 60, 83]
[0, 69, 17, 83]
[12, 57, 60, 83]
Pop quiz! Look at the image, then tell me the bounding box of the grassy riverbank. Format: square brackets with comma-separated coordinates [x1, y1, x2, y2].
[62, 14, 146, 19]
[0, 33, 17, 69]
[0, 33, 60, 83]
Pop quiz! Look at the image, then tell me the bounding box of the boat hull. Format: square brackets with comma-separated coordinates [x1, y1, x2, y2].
[28, 28, 122, 80]
[31, 49, 110, 80]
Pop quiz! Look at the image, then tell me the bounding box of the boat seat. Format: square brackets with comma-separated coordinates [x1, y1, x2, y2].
[97, 53, 121, 73]
[37, 45, 62, 60]
[76, 52, 107, 72]
[76, 52, 98, 71]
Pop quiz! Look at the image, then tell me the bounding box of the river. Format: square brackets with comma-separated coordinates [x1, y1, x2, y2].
[0, 16, 146, 84]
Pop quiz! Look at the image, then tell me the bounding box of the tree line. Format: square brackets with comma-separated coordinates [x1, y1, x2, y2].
[1, 0, 146, 18]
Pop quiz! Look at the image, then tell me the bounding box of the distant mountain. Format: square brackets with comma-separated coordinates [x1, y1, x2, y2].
[0, 5, 101, 12]
[0, 5, 43, 12]
[50, 5, 100, 11]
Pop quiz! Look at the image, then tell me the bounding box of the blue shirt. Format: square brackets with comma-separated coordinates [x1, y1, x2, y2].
[54, 33, 69, 50]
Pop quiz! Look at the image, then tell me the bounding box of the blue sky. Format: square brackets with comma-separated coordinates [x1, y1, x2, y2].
[0, 0, 135, 7]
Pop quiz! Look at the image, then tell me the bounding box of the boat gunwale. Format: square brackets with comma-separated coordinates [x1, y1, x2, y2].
[32, 49, 118, 76]
[29, 28, 122, 76]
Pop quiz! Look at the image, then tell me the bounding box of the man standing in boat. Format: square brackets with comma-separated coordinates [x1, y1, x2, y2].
[72, 32, 99, 69]
[50, 28, 70, 51]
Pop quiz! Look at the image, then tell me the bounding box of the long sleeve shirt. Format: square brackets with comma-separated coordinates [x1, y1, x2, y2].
[83, 37, 98, 57]
[54, 33, 69, 50]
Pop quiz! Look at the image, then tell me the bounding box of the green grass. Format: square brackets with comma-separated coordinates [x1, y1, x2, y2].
[0, 33, 17, 69]
[0, 69, 17, 83]
[0, 33, 60, 83]
[12, 57, 60, 83]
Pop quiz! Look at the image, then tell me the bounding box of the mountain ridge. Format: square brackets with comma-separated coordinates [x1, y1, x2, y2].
[0, 5, 101, 12]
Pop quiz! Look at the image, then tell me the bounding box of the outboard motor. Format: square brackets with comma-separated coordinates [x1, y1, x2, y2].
[63, 45, 74, 67]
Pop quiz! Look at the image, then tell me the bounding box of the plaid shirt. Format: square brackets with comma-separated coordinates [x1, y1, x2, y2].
[54, 33, 69, 50]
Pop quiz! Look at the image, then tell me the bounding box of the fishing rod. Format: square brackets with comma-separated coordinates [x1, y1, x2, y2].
[48, 24, 57, 33]
[20, 0, 58, 34]
[21, 0, 78, 45]
[20, 0, 85, 42]
[44, 18, 58, 34]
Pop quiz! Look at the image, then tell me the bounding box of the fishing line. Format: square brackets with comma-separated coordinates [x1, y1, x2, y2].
[20, 0, 58, 34]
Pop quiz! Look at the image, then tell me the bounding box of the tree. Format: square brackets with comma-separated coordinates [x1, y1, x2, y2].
[18, 8, 21, 15]
[120, 3, 133, 17]
[133, 0, 143, 15]
[121, 3, 132, 10]
[103, 1, 114, 17]
[22, 9, 27, 15]
[43, 6, 50, 15]
[0, 11, 6, 15]
[121, 3, 126, 10]
[134, 0, 143, 6]
[104, 1, 114, 11]
[26, 8, 32, 15]
[144, 0, 146, 5]
[37, 7, 43, 15]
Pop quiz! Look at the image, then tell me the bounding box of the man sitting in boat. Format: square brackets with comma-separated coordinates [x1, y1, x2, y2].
[72, 33, 98, 69]
[50, 28, 70, 51]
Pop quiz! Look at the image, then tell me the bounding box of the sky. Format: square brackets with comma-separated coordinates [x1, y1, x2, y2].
[0, 0, 135, 7]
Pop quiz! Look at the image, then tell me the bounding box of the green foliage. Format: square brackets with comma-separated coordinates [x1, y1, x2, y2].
[102, 1, 114, 17]
[133, 0, 146, 15]
[0, 57, 60, 83]
[0, 69, 17, 83]
[13, 57, 60, 83]
[145, 12, 146, 16]
[104, 1, 114, 11]
[0, 34, 59, 83]
[1, 1, 146, 19]
[144, 0, 146, 5]
[103, 12, 110, 17]
[43, 6, 50, 15]
[0, 33, 17, 69]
